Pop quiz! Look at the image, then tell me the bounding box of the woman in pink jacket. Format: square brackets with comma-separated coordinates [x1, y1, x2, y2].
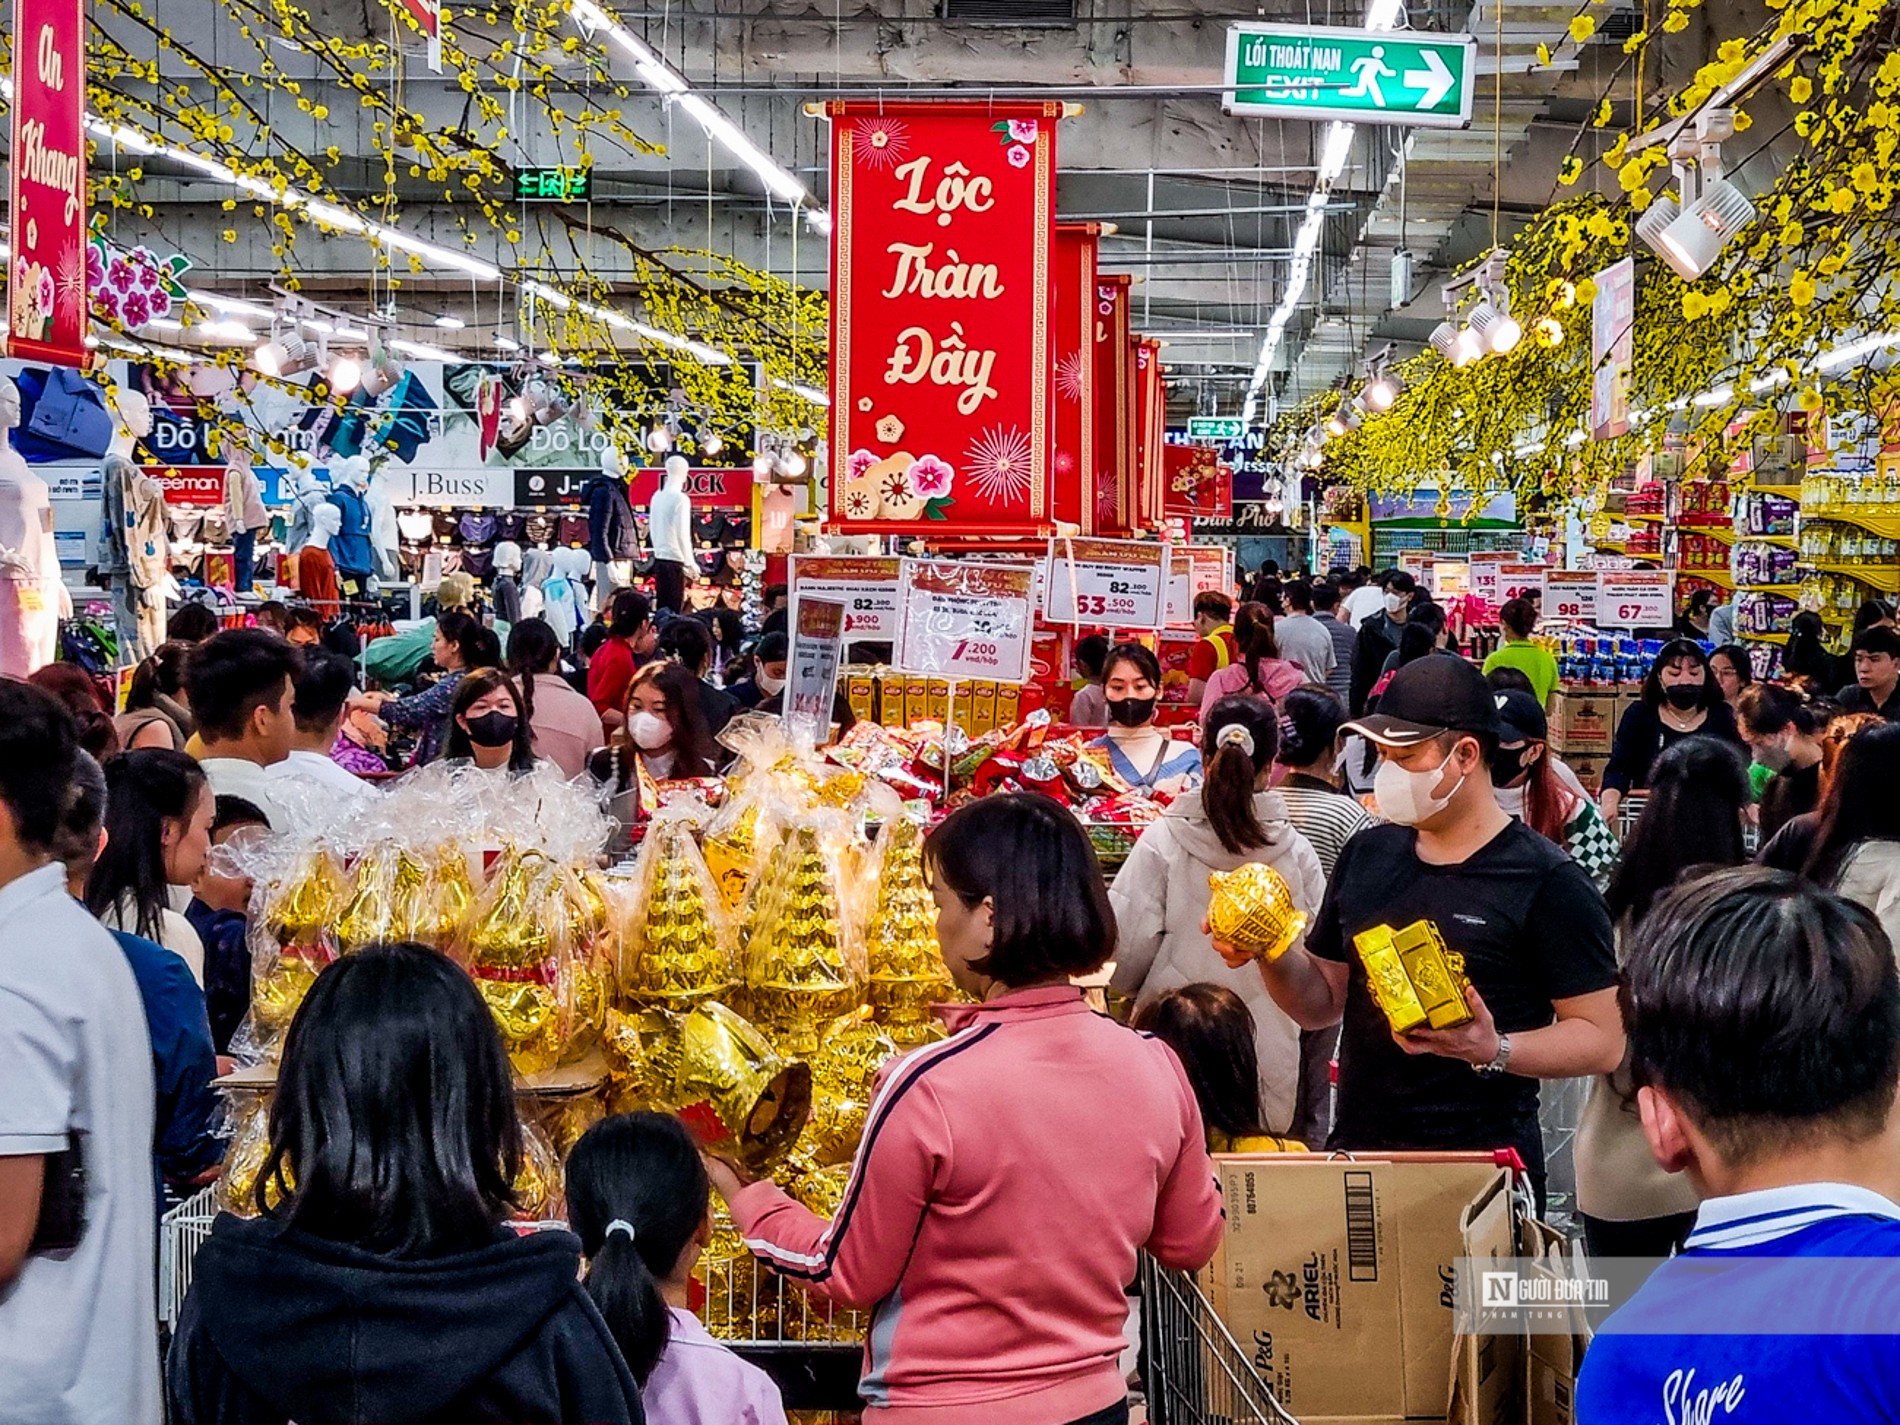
[706, 794, 1225, 1425]
[1199, 600, 1305, 717]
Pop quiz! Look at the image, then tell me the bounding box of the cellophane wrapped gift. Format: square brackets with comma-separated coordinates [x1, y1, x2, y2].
[466, 848, 568, 1075]
[511, 1114, 564, 1220]
[249, 845, 346, 1057]
[740, 821, 865, 1052]
[335, 840, 401, 954]
[601, 1005, 685, 1114]
[617, 814, 736, 1010]
[792, 1006, 898, 1170]
[862, 815, 954, 1045]
[217, 1094, 289, 1217]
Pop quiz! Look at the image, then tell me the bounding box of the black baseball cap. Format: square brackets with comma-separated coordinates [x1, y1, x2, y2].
[1492, 688, 1548, 744]
[1342, 655, 1503, 748]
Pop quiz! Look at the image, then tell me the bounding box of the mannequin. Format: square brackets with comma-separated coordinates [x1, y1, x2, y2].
[648, 454, 694, 613]
[286, 464, 328, 554]
[222, 434, 268, 593]
[0, 377, 68, 674]
[100, 387, 168, 661]
[365, 460, 400, 582]
[583, 446, 637, 610]
[325, 454, 376, 595]
[491, 540, 524, 625]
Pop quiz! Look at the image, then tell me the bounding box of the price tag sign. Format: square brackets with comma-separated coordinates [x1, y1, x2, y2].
[1189, 546, 1232, 601]
[1544, 570, 1599, 623]
[1165, 548, 1194, 626]
[896, 559, 1037, 684]
[790, 556, 902, 642]
[1467, 552, 1513, 606]
[1433, 560, 1470, 597]
[1498, 563, 1548, 603]
[1043, 538, 1166, 627]
[1596, 570, 1674, 627]
[1399, 551, 1435, 590]
[786, 597, 845, 749]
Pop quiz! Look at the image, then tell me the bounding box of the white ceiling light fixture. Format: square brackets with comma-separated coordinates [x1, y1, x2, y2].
[388, 338, 458, 361]
[1634, 109, 1757, 281]
[254, 333, 316, 377]
[1359, 342, 1401, 412]
[434, 313, 466, 330]
[701, 431, 724, 457]
[329, 354, 364, 394]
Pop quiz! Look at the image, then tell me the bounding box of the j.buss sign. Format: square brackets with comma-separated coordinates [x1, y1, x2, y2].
[824, 100, 1062, 537]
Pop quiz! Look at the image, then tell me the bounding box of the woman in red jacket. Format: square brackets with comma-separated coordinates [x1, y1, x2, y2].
[707, 794, 1224, 1425]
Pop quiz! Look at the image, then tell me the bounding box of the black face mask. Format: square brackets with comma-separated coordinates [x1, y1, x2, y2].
[1487, 745, 1529, 788]
[1663, 682, 1704, 711]
[465, 711, 519, 748]
[1106, 695, 1157, 728]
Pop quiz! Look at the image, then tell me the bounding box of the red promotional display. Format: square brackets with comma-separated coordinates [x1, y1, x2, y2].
[1132, 339, 1166, 532]
[1050, 223, 1101, 535]
[1163, 443, 1232, 521]
[1093, 275, 1133, 537]
[7, 0, 88, 368]
[824, 100, 1062, 537]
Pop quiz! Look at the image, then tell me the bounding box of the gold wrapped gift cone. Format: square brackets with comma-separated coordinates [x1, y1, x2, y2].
[864, 819, 955, 1041]
[622, 821, 735, 1009]
[265, 847, 346, 949]
[1353, 920, 1473, 1034]
[1207, 864, 1307, 962]
[672, 1000, 811, 1172]
[468, 851, 563, 1075]
[794, 1008, 899, 1169]
[741, 827, 860, 1034]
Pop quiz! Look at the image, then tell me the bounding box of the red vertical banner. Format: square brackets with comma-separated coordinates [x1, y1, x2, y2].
[1131, 337, 1160, 532]
[1093, 275, 1132, 537]
[1146, 342, 1168, 529]
[1049, 223, 1100, 535]
[825, 100, 1061, 537]
[7, 0, 88, 368]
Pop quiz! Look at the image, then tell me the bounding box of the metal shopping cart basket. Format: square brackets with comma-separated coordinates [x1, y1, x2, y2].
[1139, 1255, 1298, 1425]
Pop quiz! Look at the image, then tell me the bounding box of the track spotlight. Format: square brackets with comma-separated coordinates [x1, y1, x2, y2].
[701, 432, 724, 457]
[1428, 322, 1459, 360]
[1450, 328, 1484, 367]
[1646, 180, 1757, 281]
[328, 354, 363, 394]
[254, 334, 316, 377]
[1363, 374, 1400, 412]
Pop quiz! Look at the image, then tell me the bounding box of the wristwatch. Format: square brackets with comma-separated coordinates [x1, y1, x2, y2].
[1475, 1034, 1513, 1078]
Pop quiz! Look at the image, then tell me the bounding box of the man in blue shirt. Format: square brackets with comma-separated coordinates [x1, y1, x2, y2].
[1578, 866, 1900, 1423]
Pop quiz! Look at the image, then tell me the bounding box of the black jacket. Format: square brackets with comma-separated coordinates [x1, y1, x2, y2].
[168, 1214, 644, 1425]
[584, 475, 638, 562]
[1350, 612, 1404, 715]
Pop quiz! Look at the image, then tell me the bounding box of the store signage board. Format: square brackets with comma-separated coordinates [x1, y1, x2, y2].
[1543, 570, 1598, 622]
[1222, 23, 1477, 128]
[1592, 257, 1635, 440]
[513, 166, 592, 202]
[1164, 547, 1193, 626]
[1188, 416, 1245, 441]
[7, 0, 89, 367]
[1596, 570, 1673, 627]
[789, 555, 903, 642]
[786, 596, 845, 750]
[825, 100, 1060, 536]
[145, 464, 226, 506]
[1050, 224, 1099, 535]
[1467, 551, 1514, 606]
[1044, 537, 1165, 626]
[895, 558, 1036, 684]
[1497, 563, 1547, 603]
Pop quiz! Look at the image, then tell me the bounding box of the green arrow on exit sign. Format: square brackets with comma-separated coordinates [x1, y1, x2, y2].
[1188, 416, 1246, 440]
[1223, 23, 1477, 129]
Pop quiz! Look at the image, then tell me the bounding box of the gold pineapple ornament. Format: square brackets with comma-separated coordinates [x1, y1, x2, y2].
[1207, 864, 1308, 963]
[863, 817, 954, 1043]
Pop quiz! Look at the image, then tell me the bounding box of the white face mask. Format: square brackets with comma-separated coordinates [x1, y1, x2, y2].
[629, 710, 672, 751]
[756, 671, 786, 697]
[1373, 746, 1466, 825]
[1383, 592, 1406, 614]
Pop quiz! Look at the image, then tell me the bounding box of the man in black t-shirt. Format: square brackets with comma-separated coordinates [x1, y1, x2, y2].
[1217, 657, 1621, 1195]
[1836, 625, 1900, 721]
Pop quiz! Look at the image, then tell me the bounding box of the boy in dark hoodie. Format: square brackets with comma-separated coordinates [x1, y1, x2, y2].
[166, 944, 643, 1425]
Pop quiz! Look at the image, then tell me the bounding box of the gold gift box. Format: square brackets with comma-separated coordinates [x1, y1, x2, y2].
[1352, 920, 1472, 1034]
[1206, 864, 1308, 962]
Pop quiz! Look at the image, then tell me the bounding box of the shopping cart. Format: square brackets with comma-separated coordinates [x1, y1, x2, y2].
[1139, 1255, 1298, 1425]
[158, 1184, 221, 1328]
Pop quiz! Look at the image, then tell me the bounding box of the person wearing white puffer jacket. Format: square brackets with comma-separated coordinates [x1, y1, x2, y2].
[1110, 695, 1327, 1135]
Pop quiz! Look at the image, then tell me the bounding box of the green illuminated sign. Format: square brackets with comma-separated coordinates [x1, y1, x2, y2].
[1188, 416, 1246, 441]
[514, 166, 593, 202]
[1222, 24, 1476, 129]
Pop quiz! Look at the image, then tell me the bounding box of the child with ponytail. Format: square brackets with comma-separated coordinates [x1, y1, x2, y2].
[1108, 696, 1328, 1134]
[566, 1112, 787, 1424]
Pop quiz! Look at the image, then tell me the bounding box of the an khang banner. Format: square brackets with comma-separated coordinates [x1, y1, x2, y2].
[1093, 275, 1133, 537]
[7, 0, 88, 368]
[1050, 223, 1100, 536]
[826, 100, 1061, 537]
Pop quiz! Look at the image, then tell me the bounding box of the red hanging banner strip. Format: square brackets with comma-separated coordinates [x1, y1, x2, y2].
[824, 100, 1062, 537]
[1049, 223, 1101, 536]
[1092, 274, 1132, 538]
[7, 0, 89, 368]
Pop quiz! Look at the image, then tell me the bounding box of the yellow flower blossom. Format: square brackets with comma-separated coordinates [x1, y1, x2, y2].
[1790, 75, 1813, 103]
[1569, 14, 1596, 41]
[1790, 270, 1817, 306]
[1682, 291, 1710, 320]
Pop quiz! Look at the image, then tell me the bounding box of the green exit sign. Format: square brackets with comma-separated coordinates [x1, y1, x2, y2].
[1223, 23, 1476, 129]
[514, 166, 593, 202]
[1188, 416, 1246, 441]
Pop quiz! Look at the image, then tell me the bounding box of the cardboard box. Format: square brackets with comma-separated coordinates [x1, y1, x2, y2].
[1203, 1155, 1513, 1423]
[968, 680, 998, 734]
[923, 678, 950, 724]
[1448, 1172, 1523, 1425]
[1560, 754, 1608, 794]
[1550, 692, 1618, 757]
[845, 668, 879, 726]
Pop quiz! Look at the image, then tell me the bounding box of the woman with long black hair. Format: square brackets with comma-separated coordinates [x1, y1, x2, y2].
[167, 942, 643, 1425]
[1601, 638, 1746, 823]
[85, 749, 211, 985]
[1801, 721, 1900, 947]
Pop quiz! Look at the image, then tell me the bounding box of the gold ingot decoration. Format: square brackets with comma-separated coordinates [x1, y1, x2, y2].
[1207, 864, 1308, 963]
[672, 1000, 812, 1172]
[794, 1007, 898, 1170]
[511, 1116, 563, 1220]
[602, 1006, 685, 1113]
[1353, 920, 1473, 1034]
[863, 818, 955, 1043]
[623, 821, 735, 1009]
[218, 1098, 292, 1217]
[468, 850, 562, 1075]
[335, 843, 398, 953]
[741, 826, 860, 1039]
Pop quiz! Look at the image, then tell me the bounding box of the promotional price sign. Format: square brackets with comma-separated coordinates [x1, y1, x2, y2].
[895, 559, 1037, 683]
[1050, 223, 1101, 534]
[1596, 570, 1674, 627]
[1497, 563, 1548, 604]
[790, 555, 902, 641]
[7, 0, 89, 368]
[1434, 560, 1470, 597]
[1044, 538, 1166, 627]
[1544, 570, 1599, 623]
[1164, 547, 1194, 626]
[1189, 545, 1232, 601]
[786, 597, 846, 749]
[825, 100, 1062, 536]
[1467, 551, 1513, 606]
